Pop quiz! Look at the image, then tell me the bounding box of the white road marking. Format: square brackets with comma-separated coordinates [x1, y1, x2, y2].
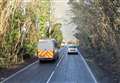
[46, 71, 55, 83]
[56, 54, 64, 67]
[78, 52, 98, 83]
[1, 48, 64, 83]
[1, 60, 39, 83]
[46, 51, 65, 83]
[1, 48, 97, 83]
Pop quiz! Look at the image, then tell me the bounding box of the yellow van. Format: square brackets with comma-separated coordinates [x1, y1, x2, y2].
[37, 39, 58, 62]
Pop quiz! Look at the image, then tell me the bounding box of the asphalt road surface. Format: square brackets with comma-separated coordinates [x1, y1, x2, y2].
[2, 47, 97, 83]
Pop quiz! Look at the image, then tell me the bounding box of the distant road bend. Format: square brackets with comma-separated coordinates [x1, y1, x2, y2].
[1, 47, 98, 83]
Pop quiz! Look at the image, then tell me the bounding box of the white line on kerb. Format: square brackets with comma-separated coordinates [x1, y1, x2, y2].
[46, 53, 65, 83]
[1, 60, 39, 83]
[78, 52, 98, 83]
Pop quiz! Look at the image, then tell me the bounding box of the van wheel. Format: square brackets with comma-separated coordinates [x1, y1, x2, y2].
[39, 60, 43, 64]
[39, 60, 41, 64]
[56, 55, 59, 60]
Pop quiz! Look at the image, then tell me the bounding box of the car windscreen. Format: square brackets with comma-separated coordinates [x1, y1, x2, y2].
[69, 46, 77, 48]
[38, 41, 54, 50]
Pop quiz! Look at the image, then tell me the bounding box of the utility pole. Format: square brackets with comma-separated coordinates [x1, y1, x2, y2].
[49, 0, 51, 38]
[46, 1, 52, 38]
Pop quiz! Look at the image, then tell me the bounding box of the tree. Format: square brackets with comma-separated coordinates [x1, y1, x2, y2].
[70, 0, 120, 82]
[50, 23, 63, 47]
[0, 0, 51, 68]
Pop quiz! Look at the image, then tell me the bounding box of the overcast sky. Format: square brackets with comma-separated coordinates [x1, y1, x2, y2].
[53, 0, 77, 40]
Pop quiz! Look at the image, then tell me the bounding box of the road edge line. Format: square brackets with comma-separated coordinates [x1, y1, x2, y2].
[78, 52, 98, 83]
[1, 60, 39, 83]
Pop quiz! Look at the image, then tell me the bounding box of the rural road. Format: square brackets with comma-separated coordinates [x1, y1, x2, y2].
[1, 47, 97, 83]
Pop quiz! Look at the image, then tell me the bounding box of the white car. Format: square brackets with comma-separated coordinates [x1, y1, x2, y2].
[67, 45, 78, 54]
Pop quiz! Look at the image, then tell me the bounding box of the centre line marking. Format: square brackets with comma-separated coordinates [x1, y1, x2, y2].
[46, 51, 65, 83]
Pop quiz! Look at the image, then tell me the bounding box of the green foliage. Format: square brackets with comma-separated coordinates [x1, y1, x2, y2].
[23, 42, 36, 56]
[0, 0, 50, 68]
[39, 16, 48, 38]
[50, 23, 63, 46]
[0, 0, 63, 68]
[35, 0, 50, 38]
[70, 0, 120, 81]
